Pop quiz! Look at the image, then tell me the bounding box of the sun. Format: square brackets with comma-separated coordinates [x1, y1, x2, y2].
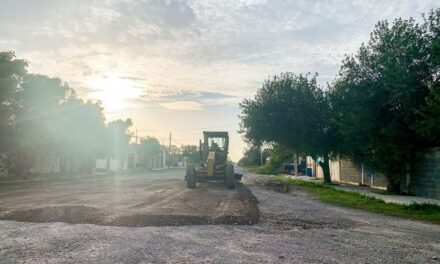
[85, 71, 143, 113]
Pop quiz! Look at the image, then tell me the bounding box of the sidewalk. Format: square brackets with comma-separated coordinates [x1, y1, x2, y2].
[283, 174, 320, 181]
[335, 184, 440, 206]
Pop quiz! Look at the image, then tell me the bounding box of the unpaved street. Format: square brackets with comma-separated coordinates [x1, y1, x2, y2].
[0, 169, 257, 226]
[1, 169, 440, 263]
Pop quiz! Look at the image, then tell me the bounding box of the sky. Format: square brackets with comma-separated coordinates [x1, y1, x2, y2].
[0, 0, 438, 161]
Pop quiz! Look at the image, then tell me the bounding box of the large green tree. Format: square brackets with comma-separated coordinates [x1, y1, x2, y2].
[415, 9, 440, 142]
[330, 12, 438, 192]
[240, 73, 337, 183]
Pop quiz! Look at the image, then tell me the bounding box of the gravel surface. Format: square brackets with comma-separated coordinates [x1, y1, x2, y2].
[0, 170, 258, 226]
[1, 171, 440, 263]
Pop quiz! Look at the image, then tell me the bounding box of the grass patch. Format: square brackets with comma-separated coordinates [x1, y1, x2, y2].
[239, 165, 277, 174]
[371, 188, 414, 196]
[272, 176, 440, 224]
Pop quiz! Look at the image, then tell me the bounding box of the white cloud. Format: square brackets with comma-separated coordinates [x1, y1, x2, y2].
[159, 100, 203, 111]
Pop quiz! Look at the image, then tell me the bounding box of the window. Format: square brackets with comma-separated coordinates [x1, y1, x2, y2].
[208, 137, 226, 151]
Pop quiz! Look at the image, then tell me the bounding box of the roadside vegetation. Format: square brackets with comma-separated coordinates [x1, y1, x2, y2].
[267, 176, 440, 224]
[0, 53, 137, 176]
[0, 53, 198, 177]
[239, 144, 295, 175]
[240, 9, 440, 193]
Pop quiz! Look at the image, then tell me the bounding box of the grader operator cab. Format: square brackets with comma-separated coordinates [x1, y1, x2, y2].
[185, 131, 239, 189]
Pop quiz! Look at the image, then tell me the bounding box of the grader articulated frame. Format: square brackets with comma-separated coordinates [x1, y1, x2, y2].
[184, 131, 236, 189]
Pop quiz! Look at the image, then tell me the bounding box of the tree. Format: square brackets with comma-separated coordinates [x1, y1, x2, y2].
[138, 137, 162, 167]
[415, 9, 440, 143]
[181, 145, 201, 164]
[258, 144, 293, 174]
[7, 74, 75, 174]
[238, 145, 262, 166]
[57, 98, 108, 172]
[240, 73, 337, 183]
[330, 14, 435, 192]
[0, 50, 140, 176]
[106, 118, 133, 159]
[0, 51, 27, 155]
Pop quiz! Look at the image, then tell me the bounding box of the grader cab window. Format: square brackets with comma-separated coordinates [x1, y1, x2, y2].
[208, 137, 226, 151]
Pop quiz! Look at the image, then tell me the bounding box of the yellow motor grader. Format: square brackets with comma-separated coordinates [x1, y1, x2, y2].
[185, 131, 238, 189]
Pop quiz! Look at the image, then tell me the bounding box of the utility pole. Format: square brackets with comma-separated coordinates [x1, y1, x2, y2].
[135, 129, 138, 144]
[168, 132, 172, 168]
[162, 138, 165, 168]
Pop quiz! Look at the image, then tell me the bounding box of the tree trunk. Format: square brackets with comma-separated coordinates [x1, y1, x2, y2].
[321, 155, 332, 184]
[386, 166, 402, 193]
[386, 177, 401, 193]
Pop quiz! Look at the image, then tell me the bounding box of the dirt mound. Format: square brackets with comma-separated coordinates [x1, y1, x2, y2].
[110, 183, 260, 227]
[0, 183, 260, 227]
[0, 206, 103, 224]
[109, 214, 245, 227]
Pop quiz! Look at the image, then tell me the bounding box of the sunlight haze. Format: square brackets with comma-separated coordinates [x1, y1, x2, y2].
[0, 0, 436, 161]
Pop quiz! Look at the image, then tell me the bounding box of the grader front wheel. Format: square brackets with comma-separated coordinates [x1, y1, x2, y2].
[226, 163, 235, 189]
[186, 164, 197, 188]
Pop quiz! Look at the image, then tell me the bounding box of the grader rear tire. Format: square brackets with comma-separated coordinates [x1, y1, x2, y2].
[186, 164, 197, 188]
[226, 163, 235, 189]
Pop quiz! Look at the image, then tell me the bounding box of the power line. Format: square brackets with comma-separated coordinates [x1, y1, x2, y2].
[325, 1, 437, 81]
[315, 2, 382, 68]
[354, 2, 437, 72]
[173, 122, 238, 131]
[345, 2, 380, 42]
[136, 122, 238, 133]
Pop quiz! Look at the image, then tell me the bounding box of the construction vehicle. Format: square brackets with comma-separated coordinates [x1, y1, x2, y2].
[185, 131, 237, 189]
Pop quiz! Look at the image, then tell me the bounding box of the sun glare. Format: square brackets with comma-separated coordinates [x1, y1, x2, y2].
[86, 72, 143, 112]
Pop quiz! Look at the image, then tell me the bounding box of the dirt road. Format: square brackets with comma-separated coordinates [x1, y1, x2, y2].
[0, 169, 258, 226]
[1, 169, 440, 263]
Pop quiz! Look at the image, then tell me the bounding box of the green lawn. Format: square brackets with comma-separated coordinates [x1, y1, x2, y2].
[272, 176, 440, 224]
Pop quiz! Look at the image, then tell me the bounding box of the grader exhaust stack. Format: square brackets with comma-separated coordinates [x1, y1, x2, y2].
[184, 131, 238, 189]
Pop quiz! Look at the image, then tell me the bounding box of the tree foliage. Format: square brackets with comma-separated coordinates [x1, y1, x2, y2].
[256, 144, 292, 174]
[0, 51, 134, 175]
[240, 9, 440, 191]
[0, 51, 27, 153]
[330, 10, 440, 192]
[106, 118, 133, 159]
[414, 9, 440, 142]
[238, 145, 262, 166]
[240, 73, 336, 183]
[181, 145, 201, 164]
[137, 137, 163, 167]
